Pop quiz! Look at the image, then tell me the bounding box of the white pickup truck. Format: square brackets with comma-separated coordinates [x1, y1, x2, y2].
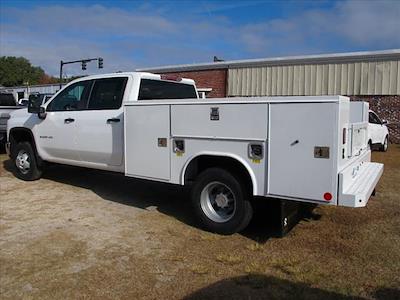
[1, 93, 23, 147]
[6, 72, 384, 234]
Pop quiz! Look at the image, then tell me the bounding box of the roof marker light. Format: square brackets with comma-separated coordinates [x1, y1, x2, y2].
[160, 74, 182, 82]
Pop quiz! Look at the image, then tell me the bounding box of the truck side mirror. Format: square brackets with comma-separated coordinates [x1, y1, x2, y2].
[27, 96, 42, 113]
[382, 119, 388, 125]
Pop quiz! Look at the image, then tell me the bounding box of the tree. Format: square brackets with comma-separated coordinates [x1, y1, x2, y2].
[38, 74, 59, 85]
[0, 56, 47, 87]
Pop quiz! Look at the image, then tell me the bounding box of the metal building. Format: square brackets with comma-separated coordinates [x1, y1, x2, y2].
[227, 52, 400, 97]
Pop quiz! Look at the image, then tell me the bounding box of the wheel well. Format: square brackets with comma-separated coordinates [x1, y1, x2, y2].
[9, 128, 34, 145]
[184, 155, 253, 195]
[9, 128, 42, 164]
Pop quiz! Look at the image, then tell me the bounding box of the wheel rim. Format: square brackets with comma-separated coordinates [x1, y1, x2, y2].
[384, 138, 388, 151]
[200, 181, 236, 223]
[16, 150, 31, 175]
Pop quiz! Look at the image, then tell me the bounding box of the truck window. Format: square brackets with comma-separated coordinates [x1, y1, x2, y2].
[138, 79, 197, 100]
[0, 93, 16, 106]
[47, 81, 92, 111]
[88, 77, 127, 110]
[369, 112, 381, 124]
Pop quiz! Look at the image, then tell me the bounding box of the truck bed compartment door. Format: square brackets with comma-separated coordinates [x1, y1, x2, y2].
[124, 105, 171, 181]
[268, 103, 337, 203]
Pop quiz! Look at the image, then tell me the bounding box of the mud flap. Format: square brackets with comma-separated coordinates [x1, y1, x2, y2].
[277, 200, 308, 237]
[250, 198, 311, 237]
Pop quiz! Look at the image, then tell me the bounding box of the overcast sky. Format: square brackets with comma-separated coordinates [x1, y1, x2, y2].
[1, 0, 399, 77]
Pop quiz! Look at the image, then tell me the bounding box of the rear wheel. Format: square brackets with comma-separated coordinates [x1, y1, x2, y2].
[13, 142, 42, 181]
[191, 168, 253, 235]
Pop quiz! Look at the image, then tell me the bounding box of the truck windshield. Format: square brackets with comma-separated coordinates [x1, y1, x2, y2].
[138, 79, 197, 100]
[0, 94, 16, 106]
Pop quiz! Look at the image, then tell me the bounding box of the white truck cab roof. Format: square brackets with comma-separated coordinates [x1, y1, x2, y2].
[68, 72, 196, 86]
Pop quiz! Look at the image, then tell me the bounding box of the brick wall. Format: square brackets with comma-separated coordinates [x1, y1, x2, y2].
[350, 95, 400, 144]
[159, 70, 227, 98]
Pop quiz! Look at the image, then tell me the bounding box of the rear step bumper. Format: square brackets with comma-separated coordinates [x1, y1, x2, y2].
[338, 158, 384, 207]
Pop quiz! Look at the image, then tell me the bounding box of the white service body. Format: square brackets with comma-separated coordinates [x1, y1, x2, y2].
[124, 96, 383, 208]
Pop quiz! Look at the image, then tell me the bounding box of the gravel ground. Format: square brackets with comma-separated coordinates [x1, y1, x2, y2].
[0, 147, 399, 300]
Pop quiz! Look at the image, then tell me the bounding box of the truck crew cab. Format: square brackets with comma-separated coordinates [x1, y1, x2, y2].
[6, 72, 384, 235]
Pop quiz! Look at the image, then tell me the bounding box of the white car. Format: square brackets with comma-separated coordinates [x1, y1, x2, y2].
[368, 110, 389, 152]
[18, 98, 29, 106]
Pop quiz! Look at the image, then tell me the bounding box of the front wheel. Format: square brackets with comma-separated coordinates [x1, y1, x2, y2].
[13, 142, 42, 181]
[191, 168, 253, 235]
[380, 136, 388, 152]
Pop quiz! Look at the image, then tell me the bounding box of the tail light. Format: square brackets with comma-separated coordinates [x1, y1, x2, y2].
[324, 192, 332, 201]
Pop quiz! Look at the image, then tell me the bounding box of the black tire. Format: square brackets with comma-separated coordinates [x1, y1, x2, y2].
[190, 167, 253, 235]
[12, 142, 42, 181]
[380, 136, 388, 152]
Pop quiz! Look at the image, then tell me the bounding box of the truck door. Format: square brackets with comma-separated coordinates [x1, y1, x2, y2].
[73, 77, 127, 167]
[36, 80, 92, 162]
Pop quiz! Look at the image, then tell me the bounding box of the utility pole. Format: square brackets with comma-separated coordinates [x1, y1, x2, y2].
[59, 60, 63, 89]
[59, 57, 103, 89]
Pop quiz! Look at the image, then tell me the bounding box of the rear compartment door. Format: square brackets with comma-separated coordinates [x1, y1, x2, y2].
[268, 103, 337, 203]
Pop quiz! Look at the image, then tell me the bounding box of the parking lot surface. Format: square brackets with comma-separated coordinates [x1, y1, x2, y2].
[1, 147, 399, 299]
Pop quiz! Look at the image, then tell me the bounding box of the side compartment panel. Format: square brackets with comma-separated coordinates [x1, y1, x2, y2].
[268, 103, 338, 203]
[171, 103, 268, 140]
[124, 105, 171, 180]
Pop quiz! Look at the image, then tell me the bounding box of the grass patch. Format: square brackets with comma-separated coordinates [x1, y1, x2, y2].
[189, 265, 209, 275]
[216, 254, 243, 265]
[245, 242, 263, 251]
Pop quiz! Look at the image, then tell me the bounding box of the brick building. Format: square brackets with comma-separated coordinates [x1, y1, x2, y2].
[138, 49, 400, 143]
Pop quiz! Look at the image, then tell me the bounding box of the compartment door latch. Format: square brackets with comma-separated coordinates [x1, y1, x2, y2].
[210, 107, 219, 121]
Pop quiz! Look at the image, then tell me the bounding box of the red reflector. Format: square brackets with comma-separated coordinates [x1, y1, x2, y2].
[160, 74, 182, 82]
[324, 192, 333, 201]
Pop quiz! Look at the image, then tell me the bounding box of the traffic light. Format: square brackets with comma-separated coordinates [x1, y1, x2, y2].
[98, 57, 103, 69]
[82, 61, 87, 70]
